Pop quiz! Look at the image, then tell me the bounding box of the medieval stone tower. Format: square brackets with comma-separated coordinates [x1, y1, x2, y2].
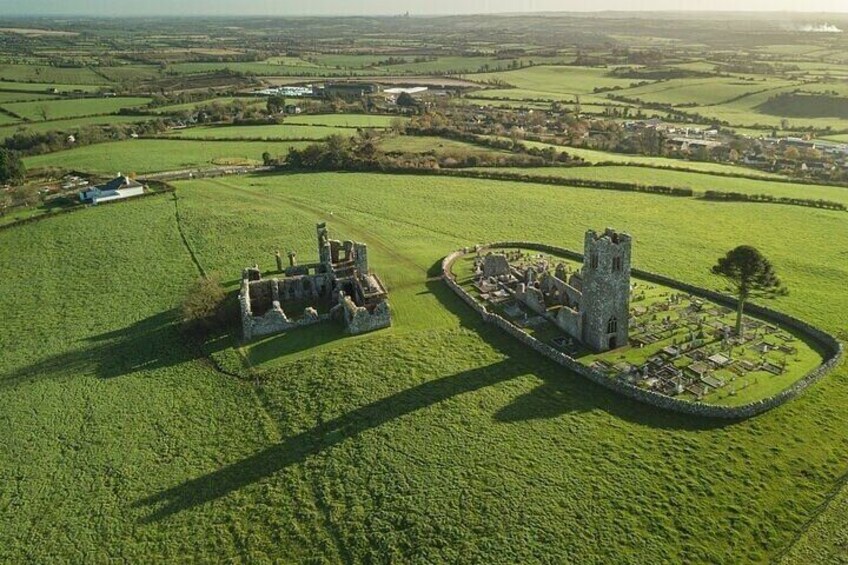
[580, 228, 631, 351]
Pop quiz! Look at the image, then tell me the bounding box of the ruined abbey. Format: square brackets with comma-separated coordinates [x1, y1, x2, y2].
[476, 228, 631, 352]
[239, 223, 391, 340]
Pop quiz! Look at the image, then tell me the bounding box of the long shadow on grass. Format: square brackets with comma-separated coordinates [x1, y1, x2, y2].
[422, 261, 732, 432]
[0, 310, 230, 388]
[135, 357, 529, 523]
[135, 261, 729, 522]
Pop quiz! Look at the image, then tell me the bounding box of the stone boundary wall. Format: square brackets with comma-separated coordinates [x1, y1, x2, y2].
[442, 243, 843, 420]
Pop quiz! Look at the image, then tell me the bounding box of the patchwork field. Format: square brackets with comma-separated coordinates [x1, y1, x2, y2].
[1, 96, 151, 121]
[470, 66, 644, 97]
[2, 171, 845, 562]
[150, 97, 265, 114]
[0, 115, 153, 140]
[0, 63, 109, 84]
[514, 138, 785, 177]
[23, 139, 310, 174]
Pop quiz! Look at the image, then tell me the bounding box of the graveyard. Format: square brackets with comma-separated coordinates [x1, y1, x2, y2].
[454, 246, 825, 406]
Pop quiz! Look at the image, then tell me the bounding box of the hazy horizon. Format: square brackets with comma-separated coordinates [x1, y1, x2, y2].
[3, 0, 848, 17]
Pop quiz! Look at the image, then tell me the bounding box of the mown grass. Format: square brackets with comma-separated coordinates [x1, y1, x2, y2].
[0, 171, 845, 562]
[2, 96, 151, 121]
[23, 139, 310, 174]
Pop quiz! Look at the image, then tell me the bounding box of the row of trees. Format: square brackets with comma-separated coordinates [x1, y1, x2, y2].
[2, 120, 171, 156]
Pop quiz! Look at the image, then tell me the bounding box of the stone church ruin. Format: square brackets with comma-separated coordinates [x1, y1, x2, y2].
[239, 223, 391, 340]
[476, 228, 631, 352]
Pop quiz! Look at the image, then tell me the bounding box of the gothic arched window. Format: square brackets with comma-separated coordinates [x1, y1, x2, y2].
[607, 316, 618, 334]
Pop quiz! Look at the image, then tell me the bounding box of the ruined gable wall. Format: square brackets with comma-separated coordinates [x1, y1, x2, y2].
[554, 306, 582, 339]
[343, 296, 392, 335]
[515, 283, 546, 315]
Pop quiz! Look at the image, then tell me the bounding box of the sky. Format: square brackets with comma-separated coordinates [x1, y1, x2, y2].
[3, 0, 848, 16]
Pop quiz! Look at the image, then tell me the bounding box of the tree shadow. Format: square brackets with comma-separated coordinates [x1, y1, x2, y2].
[0, 309, 232, 390]
[246, 321, 348, 365]
[135, 358, 528, 523]
[132, 262, 732, 524]
[494, 380, 595, 422]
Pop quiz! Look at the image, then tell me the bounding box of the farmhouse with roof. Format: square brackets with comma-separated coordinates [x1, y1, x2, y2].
[79, 174, 145, 204]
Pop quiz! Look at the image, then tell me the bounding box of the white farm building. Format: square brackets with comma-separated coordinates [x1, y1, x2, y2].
[79, 174, 145, 204]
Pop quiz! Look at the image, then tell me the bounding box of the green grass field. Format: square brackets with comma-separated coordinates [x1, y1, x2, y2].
[0, 81, 104, 93]
[164, 124, 360, 140]
[610, 77, 796, 107]
[150, 97, 265, 114]
[0, 64, 110, 84]
[1, 171, 845, 562]
[0, 91, 58, 103]
[23, 139, 309, 174]
[2, 97, 151, 121]
[512, 138, 784, 177]
[285, 114, 407, 128]
[0, 115, 155, 140]
[469, 66, 643, 97]
[379, 135, 508, 155]
[477, 165, 848, 206]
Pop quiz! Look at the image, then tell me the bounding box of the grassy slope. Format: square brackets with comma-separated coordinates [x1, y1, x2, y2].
[0, 196, 279, 561]
[0, 172, 845, 562]
[23, 139, 310, 174]
[177, 173, 846, 562]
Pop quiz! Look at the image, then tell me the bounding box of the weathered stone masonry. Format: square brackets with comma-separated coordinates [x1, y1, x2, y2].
[239, 223, 391, 340]
[443, 242, 843, 420]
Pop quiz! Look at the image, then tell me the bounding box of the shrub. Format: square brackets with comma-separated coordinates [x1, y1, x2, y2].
[180, 275, 229, 336]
